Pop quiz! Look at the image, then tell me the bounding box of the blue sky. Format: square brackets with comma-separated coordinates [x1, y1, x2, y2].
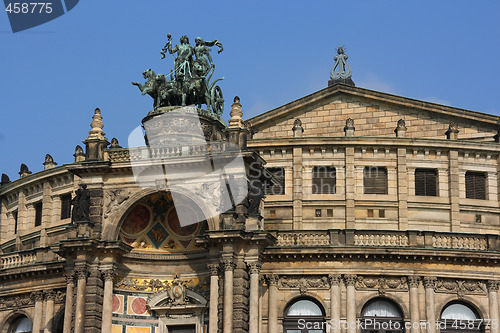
[1, 1, 500, 180]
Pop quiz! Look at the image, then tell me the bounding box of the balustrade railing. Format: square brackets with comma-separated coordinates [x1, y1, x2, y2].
[107, 142, 229, 162]
[273, 230, 498, 252]
[0, 248, 63, 270]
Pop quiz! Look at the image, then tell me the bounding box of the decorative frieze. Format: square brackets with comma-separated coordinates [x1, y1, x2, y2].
[278, 275, 330, 294]
[114, 275, 208, 293]
[434, 278, 487, 296]
[355, 276, 408, 291]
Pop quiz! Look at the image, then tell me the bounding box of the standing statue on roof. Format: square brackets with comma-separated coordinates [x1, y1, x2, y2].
[162, 34, 194, 80]
[330, 46, 352, 80]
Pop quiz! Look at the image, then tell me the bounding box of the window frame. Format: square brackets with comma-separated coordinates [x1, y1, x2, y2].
[265, 167, 286, 195]
[34, 201, 42, 227]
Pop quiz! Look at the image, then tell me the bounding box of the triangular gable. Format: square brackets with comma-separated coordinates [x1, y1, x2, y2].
[246, 84, 500, 140]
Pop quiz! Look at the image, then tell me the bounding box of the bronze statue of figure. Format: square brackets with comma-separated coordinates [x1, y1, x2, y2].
[134, 34, 225, 115]
[71, 184, 90, 223]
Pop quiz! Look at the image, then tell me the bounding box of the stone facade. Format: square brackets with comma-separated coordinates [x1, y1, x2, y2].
[0, 82, 499, 333]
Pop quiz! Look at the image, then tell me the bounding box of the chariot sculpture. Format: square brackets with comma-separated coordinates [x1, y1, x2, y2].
[132, 34, 225, 116]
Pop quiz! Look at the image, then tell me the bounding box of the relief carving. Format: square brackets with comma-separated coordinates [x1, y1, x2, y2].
[278, 275, 329, 294]
[104, 189, 130, 219]
[355, 276, 408, 290]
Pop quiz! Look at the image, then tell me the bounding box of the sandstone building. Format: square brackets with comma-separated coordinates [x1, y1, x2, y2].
[0, 61, 499, 333]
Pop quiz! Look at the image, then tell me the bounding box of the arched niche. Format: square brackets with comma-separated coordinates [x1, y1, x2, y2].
[103, 188, 219, 242]
[116, 191, 211, 254]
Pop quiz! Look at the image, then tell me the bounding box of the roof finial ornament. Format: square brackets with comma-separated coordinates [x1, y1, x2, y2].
[329, 45, 355, 87]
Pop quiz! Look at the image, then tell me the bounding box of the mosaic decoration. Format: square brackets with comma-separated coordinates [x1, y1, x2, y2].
[112, 325, 122, 333]
[119, 192, 207, 253]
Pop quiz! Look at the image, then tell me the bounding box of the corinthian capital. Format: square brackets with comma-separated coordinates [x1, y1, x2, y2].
[423, 277, 437, 289]
[45, 290, 56, 301]
[30, 291, 43, 302]
[328, 274, 342, 286]
[344, 274, 357, 286]
[75, 267, 88, 280]
[408, 276, 420, 288]
[487, 280, 499, 292]
[247, 262, 261, 274]
[221, 259, 235, 271]
[265, 274, 278, 286]
[207, 264, 219, 276]
[101, 269, 116, 282]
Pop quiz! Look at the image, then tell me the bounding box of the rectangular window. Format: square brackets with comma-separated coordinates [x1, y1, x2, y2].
[465, 171, 487, 200]
[60, 193, 72, 220]
[265, 167, 285, 195]
[363, 167, 388, 194]
[13, 211, 18, 234]
[312, 166, 336, 194]
[415, 168, 438, 196]
[34, 202, 42, 227]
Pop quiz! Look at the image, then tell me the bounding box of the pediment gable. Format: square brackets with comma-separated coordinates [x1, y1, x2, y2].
[246, 84, 500, 141]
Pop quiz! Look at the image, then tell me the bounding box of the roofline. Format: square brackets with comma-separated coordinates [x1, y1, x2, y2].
[245, 84, 500, 131]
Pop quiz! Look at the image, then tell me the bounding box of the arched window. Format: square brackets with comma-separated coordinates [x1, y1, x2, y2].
[440, 302, 483, 333]
[361, 299, 404, 333]
[283, 298, 326, 333]
[9, 315, 32, 333]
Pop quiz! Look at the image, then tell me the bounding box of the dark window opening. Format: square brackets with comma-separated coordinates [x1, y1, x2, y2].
[364, 167, 388, 194]
[378, 209, 385, 218]
[34, 202, 42, 227]
[312, 166, 336, 194]
[465, 171, 486, 200]
[326, 209, 333, 217]
[367, 209, 374, 218]
[13, 211, 18, 234]
[265, 167, 285, 195]
[415, 168, 438, 196]
[315, 209, 322, 217]
[60, 194, 72, 220]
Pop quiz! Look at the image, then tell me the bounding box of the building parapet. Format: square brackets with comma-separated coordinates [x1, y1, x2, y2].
[272, 229, 499, 252]
[0, 247, 64, 270]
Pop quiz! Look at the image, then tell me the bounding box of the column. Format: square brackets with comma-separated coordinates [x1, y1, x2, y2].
[408, 276, 421, 333]
[208, 264, 219, 333]
[266, 274, 278, 333]
[222, 259, 234, 333]
[74, 267, 88, 333]
[423, 277, 436, 333]
[101, 269, 115, 333]
[31, 291, 44, 333]
[63, 273, 75, 333]
[44, 290, 56, 333]
[344, 275, 357, 333]
[345, 147, 355, 229]
[329, 274, 341, 333]
[248, 262, 261, 333]
[488, 280, 500, 333]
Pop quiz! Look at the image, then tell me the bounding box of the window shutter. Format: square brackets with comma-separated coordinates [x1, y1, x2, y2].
[466, 172, 486, 200]
[312, 166, 336, 194]
[364, 167, 387, 194]
[415, 169, 437, 196]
